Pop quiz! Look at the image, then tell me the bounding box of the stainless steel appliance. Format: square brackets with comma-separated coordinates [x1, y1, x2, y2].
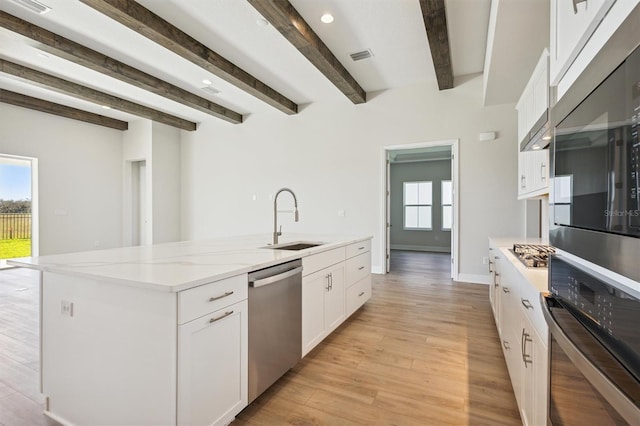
[549, 4, 640, 283]
[247, 259, 302, 403]
[542, 255, 640, 425]
[510, 244, 556, 268]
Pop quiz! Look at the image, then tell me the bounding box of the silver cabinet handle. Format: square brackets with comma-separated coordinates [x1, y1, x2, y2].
[521, 328, 532, 367]
[521, 175, 526, 189]
[249, 266, 303, 288]
[358, 266, 365, 270]
[503, 340, 510, 351]
[521, 298, 534, 310]
[495, 256, 500, 259]
[488, 260, 494, 273]
[541, 163, 547, 181]
[209, 291, 234, 302]
[502, 286, 510, 293]
[494, 272, 500, 288]
[209, 310, 233, 323]
[358, 246, 365, 250]
[358, 291, 365, 297]
[325, 274, 331, 291]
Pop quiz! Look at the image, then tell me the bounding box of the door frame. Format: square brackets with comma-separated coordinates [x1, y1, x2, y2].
[0, 154, 39, 266]
[380, 139, 459, 280]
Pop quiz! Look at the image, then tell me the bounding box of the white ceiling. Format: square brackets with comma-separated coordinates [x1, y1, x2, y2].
[0, 0, 550, 126]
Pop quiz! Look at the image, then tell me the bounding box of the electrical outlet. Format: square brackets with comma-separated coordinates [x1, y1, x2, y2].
[61, 300, 74, 317]
[482, 256, 489, 265]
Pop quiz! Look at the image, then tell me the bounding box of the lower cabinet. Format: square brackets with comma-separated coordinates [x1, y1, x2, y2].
[177, 300, 248, 426]
[302, 263, 345, 356]
[489, 244, 549, 425]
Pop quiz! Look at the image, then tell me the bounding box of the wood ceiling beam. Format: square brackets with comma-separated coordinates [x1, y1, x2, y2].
[419, 0, 454, 90]
[248, 0, 366, 104]
[0, 89, 128, 130]
[79, 0, 298, 115]
[0, 59, 197, 131]
[0, 11, 241, 124]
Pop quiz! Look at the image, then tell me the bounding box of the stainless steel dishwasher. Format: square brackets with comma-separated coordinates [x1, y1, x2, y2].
[247, 259, 302, 403]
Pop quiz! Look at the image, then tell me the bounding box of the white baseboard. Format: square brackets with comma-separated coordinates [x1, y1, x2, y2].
[456, 273, 490, 285]
[390, 244, 451, 253]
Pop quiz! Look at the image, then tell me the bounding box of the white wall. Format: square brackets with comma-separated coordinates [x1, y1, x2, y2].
[0, 104, 123, 255]
[151, 122, 181, 244]
[181, 75, 524, 280]
[123, 119, 152, 246]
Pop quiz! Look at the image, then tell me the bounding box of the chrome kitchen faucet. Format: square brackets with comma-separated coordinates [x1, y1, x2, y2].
[273, 188, 299, 245]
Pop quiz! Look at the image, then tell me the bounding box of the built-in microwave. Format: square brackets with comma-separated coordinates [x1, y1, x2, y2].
[549, 9, 640, 283]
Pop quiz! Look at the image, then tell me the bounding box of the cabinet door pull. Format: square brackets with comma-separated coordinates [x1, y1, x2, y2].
[521, 328, 532, 367]
[502, 286, 510, 293]
[358, 246, 365, 250]
[358, 291, 365, 297]
[521, 298, 534, 310]
[541, 163, 547, 181]
[325, 274, 331, 291]
[503, 340, 510, 351]
[358, 266, 365, 270]
[494, 272, 500, 287]
[488, 261, 494, 273]
[521, 175, 526, 189]
[209, 311, 234, 323]
[209, 291, 234, 302]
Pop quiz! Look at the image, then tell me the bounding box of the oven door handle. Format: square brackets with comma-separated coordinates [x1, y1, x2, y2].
[540, 293, 640, 424]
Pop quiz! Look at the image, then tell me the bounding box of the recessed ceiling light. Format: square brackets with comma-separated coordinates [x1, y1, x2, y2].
[256, 18, 269, 27]
[202, 79, 212, 85]
[532, 145, 541, 150]
[102, 105, 111, 110]
[542, 135, 552, 141]
[320, 13, 334, 24]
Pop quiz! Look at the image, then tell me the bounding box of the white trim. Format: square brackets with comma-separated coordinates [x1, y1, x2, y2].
[457, 273, 490, 285]
[381, 139, 460, 280]
[390, 244, 451, 253]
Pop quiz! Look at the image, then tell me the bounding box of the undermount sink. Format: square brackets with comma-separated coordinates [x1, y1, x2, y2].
[262, 241, 325, 251]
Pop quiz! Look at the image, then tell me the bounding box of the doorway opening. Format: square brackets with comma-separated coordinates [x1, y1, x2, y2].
[382, 140, 459, 280]
[0, 154, 39, 267]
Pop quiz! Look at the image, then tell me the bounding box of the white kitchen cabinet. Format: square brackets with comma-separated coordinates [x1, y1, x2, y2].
[518, 149, 549, 199]
[489, 245, 549, 424]
[516, 49, 549, 146]
[550, 0, 616, 86]
[302, 263, 345, 356]
[177, 300, 248, 426]
[519, 314, 549, 426]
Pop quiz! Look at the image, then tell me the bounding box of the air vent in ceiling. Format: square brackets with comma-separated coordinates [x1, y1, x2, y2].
[349, 49, 373, 62]
[10, 0, 51, 14]
[200, 86, 220, 96]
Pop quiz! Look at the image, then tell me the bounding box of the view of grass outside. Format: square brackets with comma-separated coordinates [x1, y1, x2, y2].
[0, 160, 33, 260]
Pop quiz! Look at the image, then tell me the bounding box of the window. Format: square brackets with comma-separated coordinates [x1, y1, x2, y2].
[403, 181, 432, 230]
[441, 180, 452, 230]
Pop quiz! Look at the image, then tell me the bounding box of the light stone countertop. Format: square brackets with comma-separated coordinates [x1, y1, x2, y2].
[8, 233, 371, 292]
[489, 237, 550, 293]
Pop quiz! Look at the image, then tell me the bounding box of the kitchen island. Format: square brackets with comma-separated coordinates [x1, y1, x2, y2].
[9, 233, 372, 426]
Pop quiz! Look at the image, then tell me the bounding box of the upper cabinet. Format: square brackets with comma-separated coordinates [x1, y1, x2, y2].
[518, 149, 549, 200]
[549, 0, 616, 87]
[516, 49, 549, 147]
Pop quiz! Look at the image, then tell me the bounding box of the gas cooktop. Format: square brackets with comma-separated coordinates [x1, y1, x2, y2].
[509, 244, 556, 268]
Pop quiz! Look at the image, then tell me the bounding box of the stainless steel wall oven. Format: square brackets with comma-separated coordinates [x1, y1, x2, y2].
[549, 5, 640, 284]
[542, 255, 640, 425]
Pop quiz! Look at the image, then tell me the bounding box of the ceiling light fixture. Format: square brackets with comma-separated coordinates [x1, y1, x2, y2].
[202, 79, 212, 85]
[532, 145, 541, 150]
[542, 135, 552, 141]
[320, 13, 334, 24]
[9, 0, 51, 14]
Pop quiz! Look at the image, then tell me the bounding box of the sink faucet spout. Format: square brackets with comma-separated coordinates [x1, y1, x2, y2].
[273, 188, 299, 245]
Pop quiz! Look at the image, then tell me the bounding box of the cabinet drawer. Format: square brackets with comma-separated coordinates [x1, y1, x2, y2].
[302, 247, 345, 276]
[346, 275, 371, 317]
[345, 252, 371, 287]
[519, 278, 548, 338]
[178, 274, 247, 325]
[345, 240, 371, 259]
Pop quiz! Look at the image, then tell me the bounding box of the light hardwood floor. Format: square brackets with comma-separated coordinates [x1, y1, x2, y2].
[0, 251, 520, 425]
